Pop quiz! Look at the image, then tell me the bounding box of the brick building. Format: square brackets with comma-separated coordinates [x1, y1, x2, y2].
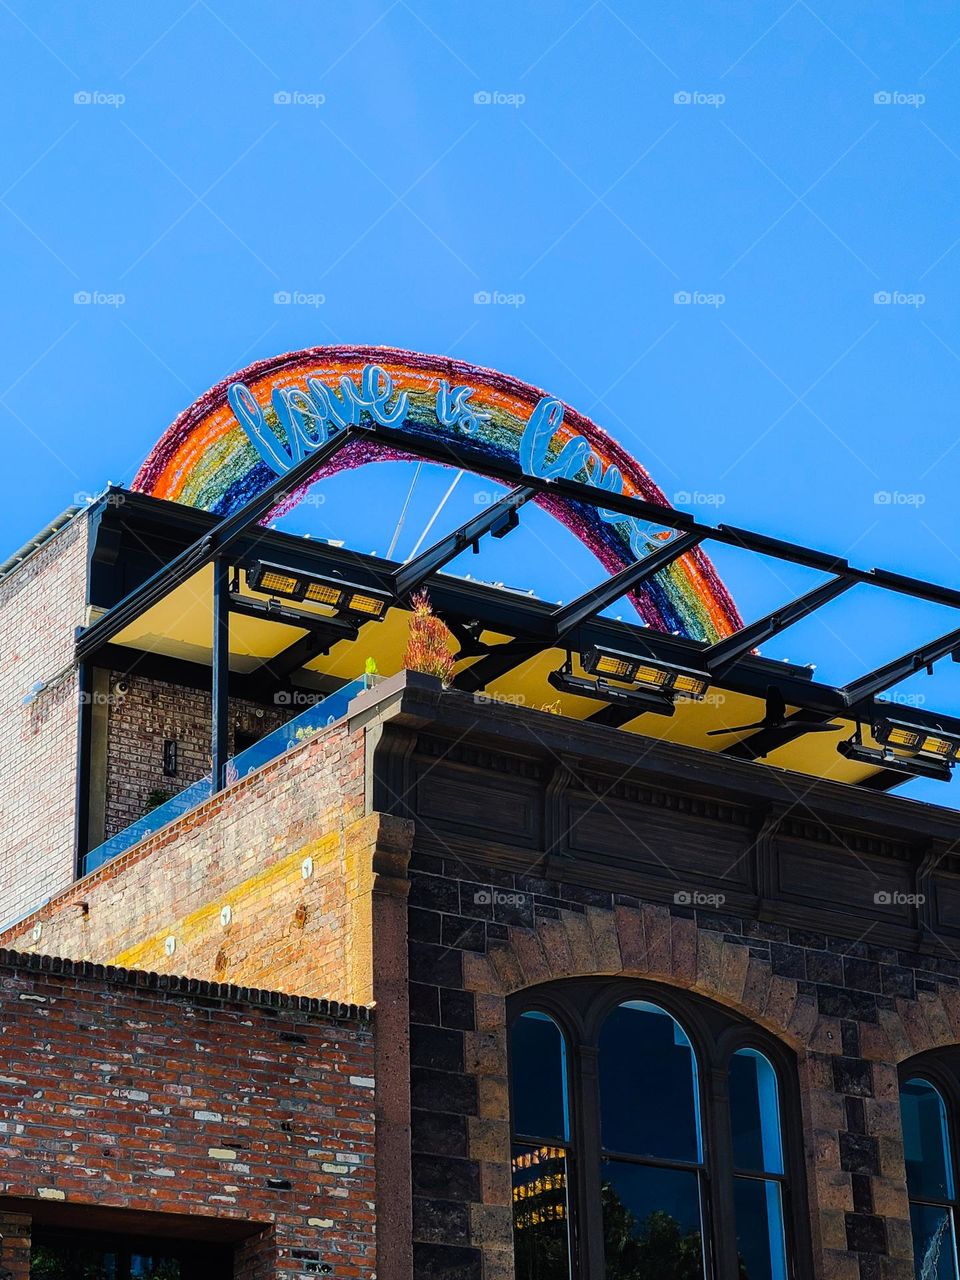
[3, 345, 960, 1280]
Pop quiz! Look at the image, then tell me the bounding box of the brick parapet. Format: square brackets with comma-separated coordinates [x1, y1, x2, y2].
[0, 722, 370, 1003]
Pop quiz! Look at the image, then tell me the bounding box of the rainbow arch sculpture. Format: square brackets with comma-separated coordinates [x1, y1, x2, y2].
[133, 345, 741, 643]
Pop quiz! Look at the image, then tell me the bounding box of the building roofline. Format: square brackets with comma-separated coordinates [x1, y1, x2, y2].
[0, 504, 84, 585]
[0, 947, 372, 1021]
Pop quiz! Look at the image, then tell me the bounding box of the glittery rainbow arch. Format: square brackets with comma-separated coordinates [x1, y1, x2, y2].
[133, 345, 741, 643]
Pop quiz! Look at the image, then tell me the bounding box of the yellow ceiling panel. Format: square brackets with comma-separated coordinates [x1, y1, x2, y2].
[107, 573, 892, 789]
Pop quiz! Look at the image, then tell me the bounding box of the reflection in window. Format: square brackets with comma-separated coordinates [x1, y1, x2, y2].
[510, 1011, 572, 1280]
[599, 1002, 704, 1279]
[30, 1228, 230, 1280]
[601, 1161, 704, 1280]
[730, 1049, 788, 1280]
[900, 1077, 960, 1280]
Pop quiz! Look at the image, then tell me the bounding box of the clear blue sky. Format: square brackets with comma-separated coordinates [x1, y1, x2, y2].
[4, 0, 960, 801]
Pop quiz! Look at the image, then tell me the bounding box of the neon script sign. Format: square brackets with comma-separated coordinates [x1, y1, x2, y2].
[228, 364, 665, 558]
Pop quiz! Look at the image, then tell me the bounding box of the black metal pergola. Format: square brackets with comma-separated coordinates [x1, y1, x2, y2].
[75, 421, 960, 803]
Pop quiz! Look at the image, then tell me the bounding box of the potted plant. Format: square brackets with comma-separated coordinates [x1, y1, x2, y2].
[402, 590, 456, 684]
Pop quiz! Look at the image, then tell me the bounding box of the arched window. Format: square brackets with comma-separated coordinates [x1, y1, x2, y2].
[508, 980, 810, 1280]
[900, 1075, 960, 1280]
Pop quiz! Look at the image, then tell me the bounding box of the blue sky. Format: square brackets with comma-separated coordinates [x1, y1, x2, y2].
[4, 0, 960, 801]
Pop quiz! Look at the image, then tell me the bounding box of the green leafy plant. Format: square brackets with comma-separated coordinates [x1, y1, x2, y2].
[144, 787, 174, 812]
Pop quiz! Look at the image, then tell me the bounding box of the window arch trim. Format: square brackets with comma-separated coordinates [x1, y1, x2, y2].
[506, 977, 813, 1280]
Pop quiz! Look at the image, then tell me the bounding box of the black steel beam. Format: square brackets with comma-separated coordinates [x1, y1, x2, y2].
[76, 427, 359, 660]
[721, 712, 843, 761]
[393, 485, 536, 599]
[841, 624, 960, 707]
[703, 575, 856, 677]
[228, 592, 357, 641]
[550, 532, 707, 637]
[87, 486, 960, 742]
[456, 639, 547, 694]
[351, 425, 960, 615]
[457, 532, 706, 693]
[857, 769, 909, 793]
[80, 419, 960, 672]
[258, 631, 338, 682]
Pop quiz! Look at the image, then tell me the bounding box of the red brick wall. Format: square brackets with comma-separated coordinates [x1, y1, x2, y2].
[102, 673, 291, 838]
[0, 950, 376, 1277]
[0, 514, 89, 930]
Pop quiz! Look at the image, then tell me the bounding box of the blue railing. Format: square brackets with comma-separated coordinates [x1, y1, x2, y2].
[81, 677, 366, 876]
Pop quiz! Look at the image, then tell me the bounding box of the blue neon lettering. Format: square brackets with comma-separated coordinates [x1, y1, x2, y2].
[229, 370, 664, 559]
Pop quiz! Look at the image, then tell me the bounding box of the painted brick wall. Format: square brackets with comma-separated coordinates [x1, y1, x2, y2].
[405, 850, 960, 1280]
[0, 722, 373, 1004]
[0, 949, 376, 1277]
[0, 514, 89, 930]
[102, 672, 291, 838]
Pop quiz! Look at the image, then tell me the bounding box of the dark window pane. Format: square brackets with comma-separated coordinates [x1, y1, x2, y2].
[600, 1159, 704, 1280]
[733, 1177, 788, 1280]
[512, 1142, 572, 1280]
[730, 1049, 784, 1175]
[901, 1078, 955, 1201]
[130, 1260, 181, 1280]
[600, 1001, 701, 1162]
[511, 1011, 569, 1142]
[30, 1245, 120, 1280]
[909, 1203, 960, 1280]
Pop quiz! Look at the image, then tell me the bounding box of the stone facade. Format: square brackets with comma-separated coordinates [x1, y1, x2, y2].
[407, 850, 955, 1280]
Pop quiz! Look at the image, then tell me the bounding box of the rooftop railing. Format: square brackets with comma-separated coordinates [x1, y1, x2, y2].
[80, 677, 366, 877]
